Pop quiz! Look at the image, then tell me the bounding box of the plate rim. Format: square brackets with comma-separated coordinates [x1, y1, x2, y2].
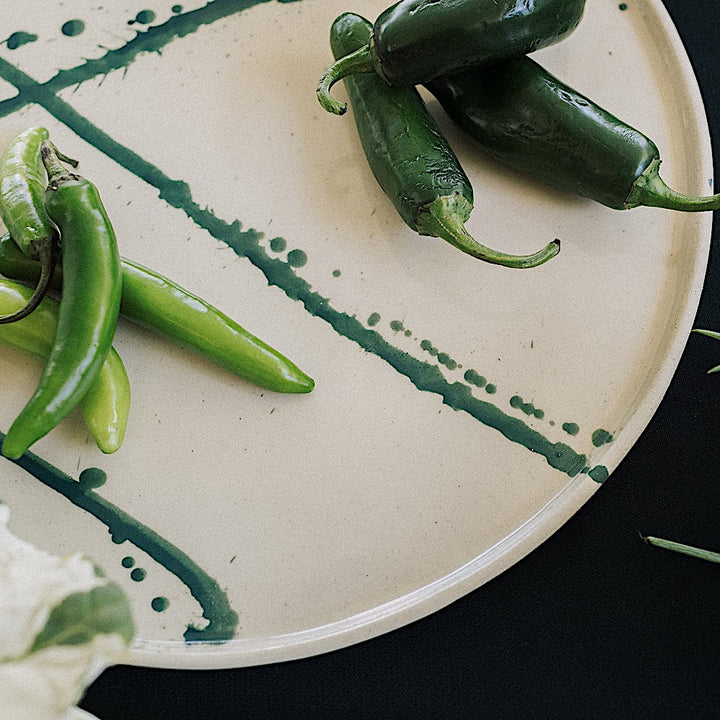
[116, 0, 713, 669]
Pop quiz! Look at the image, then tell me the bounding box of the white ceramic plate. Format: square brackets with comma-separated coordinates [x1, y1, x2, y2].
[0, 0, 712, 669]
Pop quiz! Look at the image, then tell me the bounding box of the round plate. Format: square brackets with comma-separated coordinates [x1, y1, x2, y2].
[0, 0, 712, 668]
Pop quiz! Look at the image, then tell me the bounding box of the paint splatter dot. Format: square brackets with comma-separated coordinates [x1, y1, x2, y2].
[618, 3, 628, 10]
[390, 320, 406, 333]
[78, 467, 107, 490]
[588, 465, 609, 483]
[171, 4, 184, 12]
[61, 20, 85, 37]
[6, 32, 38, 50]
[591, 429, 614, 447]
[121, 556, 135, 568]
[269, 236, 286, 253]
[130, 568, 147, 582]
[562, 422, 580, 436]
[332, 269, 341, 277]
[437, 353, 457, 371]
[485, 384, 497, 394]
[287, 249, 307, 268]
[152, 596, 170, 612]
[510, 395, 544, 419]
[367, 312, 381, 327]
[464, 369, 486, 388]
[130, 10, 157, 25]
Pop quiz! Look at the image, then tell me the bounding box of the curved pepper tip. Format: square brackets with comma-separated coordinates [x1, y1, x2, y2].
[1, 434, 28, 460]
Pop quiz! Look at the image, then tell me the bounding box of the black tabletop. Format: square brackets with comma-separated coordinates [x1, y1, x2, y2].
[81, 2, 720, 718]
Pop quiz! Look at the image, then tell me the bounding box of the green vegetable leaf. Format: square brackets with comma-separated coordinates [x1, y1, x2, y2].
[28, 582, 134, 654]
[643, 535, 720, 564]
[693, 328, 720, 342]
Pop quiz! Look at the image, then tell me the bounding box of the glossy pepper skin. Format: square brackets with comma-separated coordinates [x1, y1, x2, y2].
[0, 279, 130, 454]
[328, 12, 559, 268]
[318, 0, 586, 114]
[1, 142, 122, 459]
[426, 56, 720, 211]
[0, 127, 65, 323]
[0, 235, 315, 394]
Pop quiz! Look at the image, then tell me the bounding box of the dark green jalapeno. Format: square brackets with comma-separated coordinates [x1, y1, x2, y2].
[0, 278, 130, 454]
[0, 127, 75, 323]
[328, 12, 559, 269]
[425, 56, 720, 212]
[318, 0, 586, 115]
[1, 142, 122, 459]
[0, 234, 315, 394]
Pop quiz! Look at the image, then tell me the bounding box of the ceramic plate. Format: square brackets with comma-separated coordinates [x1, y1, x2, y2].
[0, 0, 712, 669]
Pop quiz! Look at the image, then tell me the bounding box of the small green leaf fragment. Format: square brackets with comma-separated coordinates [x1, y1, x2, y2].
[29, 582, 134, 654]
[643, 535, 720, 564]
[693, 328, 720, 341]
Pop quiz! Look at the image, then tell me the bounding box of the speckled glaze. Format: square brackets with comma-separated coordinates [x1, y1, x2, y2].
[0, 0, 712, 669]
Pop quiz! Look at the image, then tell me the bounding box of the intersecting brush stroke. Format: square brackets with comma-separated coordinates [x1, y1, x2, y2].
[0, 0, 606, 639]
[0, 0, 610, 640]
[0, 0, 607, 471]
[0, 438, 239, 642]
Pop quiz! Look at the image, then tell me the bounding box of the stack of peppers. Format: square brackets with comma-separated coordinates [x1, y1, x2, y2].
[317, 0, 720, 265]
[0, 127, 314, 459]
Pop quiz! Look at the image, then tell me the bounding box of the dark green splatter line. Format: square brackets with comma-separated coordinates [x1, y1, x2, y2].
[0, 74, 599, 477]
[0, 0, 282, 118]
[0, 437, 239, 642]
[0, 0, 606, 496]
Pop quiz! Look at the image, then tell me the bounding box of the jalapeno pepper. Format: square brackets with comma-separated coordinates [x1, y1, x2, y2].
[425, 56, 720, 211]
[318, 0, 586, 115]
[328, 12, 559, 268]
[0, 127, 72, 323]
[0, 278, 130, 454]
[1, 142, 122, 459]
[0, 234, 315, 394]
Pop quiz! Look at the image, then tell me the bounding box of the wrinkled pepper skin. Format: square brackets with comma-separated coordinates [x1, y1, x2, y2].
[373, 0, 586, 86]
[0, 126, 54, 258]
[0, 126, 60, 323]
[328, 12, 559, 268]
[426, 56, 656, 209]
[332, 13, 473, 230]
[427, 55, 720, 212]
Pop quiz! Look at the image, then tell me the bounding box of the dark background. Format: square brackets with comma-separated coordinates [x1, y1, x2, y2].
[81, 2, 720, 718]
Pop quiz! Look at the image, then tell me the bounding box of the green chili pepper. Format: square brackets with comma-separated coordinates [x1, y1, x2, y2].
[1, 142, 123, 459]
[327, 12, 559, 269]
[0, 127, 75, 323]
[0, 234, 315, 394]
[318, 0, 586, 115]
[0, 278, 130, 454]
[425, 56, 720, 212]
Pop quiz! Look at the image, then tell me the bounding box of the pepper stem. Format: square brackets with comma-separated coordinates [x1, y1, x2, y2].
[0, 239, 57, 324]
[41, 140, 80, 187]
[317, 44, 376, 115]
[625, 158, 720, 211]
[416, 194, 561, 269]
